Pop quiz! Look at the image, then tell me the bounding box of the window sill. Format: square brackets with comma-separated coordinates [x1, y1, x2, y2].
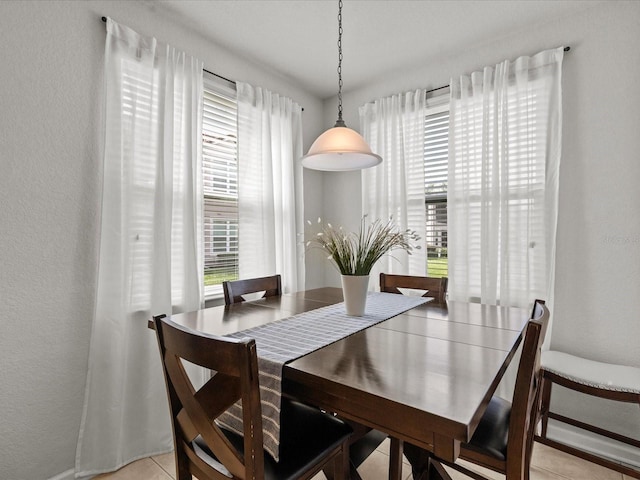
[204, 285, 225, 308]
[205, 283, 223, 297]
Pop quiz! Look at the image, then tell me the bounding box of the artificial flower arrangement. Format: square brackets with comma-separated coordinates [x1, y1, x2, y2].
[307, 215, 420, 276]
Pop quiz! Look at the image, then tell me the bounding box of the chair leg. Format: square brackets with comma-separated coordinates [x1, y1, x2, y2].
[539, 374, 552, 439]
[525, 387, 545, 480]
[324, 448, 361, 480]
[403, 443, 432, 480]
[427, 457, 455, 480]
[174, 446, 192, 480]
[349, 462, 364, 480]
[334, 444, 349, 480]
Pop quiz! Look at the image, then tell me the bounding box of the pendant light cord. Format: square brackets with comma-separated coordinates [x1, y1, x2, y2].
[335, 0, 346, 127]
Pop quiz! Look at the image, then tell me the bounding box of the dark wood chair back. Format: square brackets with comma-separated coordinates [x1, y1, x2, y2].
[153, 314, 265, 479]
[459, 299, 549, 479]
[223, 274, 282, 305]
[379, 273, 448, 304]
[153, 314, 352, 480]
[505, 299, 549, 479]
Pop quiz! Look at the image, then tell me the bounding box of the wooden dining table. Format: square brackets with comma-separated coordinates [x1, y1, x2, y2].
[157, 287, 529, 480]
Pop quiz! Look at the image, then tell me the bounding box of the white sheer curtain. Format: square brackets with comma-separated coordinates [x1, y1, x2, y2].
[448, 47, 564, 314]
[236, 82, 304, 293]
[360, 90, 427, 284]
[75, 18, 204, 477]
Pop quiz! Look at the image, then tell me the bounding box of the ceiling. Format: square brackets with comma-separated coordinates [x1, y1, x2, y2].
[152, 0, 597, 99]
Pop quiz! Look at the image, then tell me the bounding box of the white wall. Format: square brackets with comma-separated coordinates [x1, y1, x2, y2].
[0, 1, 324, 478]
[323, 0, 640, 464]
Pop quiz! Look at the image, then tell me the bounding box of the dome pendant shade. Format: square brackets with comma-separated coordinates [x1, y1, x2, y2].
[301, 126, 382, 171]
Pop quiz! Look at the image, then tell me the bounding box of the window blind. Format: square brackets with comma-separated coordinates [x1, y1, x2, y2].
[202, 77, 239, 287]
[424, 107, 449, 277]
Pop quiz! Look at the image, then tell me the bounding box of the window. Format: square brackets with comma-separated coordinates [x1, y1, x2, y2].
[424, 103, 449, 278]
[202, 75, 239, 293]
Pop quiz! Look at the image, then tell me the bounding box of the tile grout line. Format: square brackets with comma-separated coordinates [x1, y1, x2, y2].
[151, 455, 175, 479]
[534, 464, 600, 480]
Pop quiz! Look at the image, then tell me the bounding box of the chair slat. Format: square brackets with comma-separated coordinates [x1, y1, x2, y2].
[379, 273, 448, 304]
[223, 274, 282, 304]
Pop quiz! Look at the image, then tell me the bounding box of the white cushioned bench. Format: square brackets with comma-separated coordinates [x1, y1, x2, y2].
[542, 351, 640, 394]
[536, 350, 640, 478]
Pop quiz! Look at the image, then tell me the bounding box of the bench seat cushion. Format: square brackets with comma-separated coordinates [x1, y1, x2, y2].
[542, 351, 640, 394]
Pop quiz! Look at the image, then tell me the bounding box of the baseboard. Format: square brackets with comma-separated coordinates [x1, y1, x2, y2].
[547, 419, 640, 469]
[48, 469, 75, 480]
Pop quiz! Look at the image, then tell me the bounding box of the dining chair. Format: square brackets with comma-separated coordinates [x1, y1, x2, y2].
[379, 273, 448, 305]
[402, 299, 550, 480]
[223, 274, 282, 305]
[152, 314, 352, 480]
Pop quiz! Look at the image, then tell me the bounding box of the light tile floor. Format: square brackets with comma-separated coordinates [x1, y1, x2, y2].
[95, 439, 636, 480]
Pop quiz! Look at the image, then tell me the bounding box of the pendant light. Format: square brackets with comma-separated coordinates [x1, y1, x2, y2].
[301, 0, 382, 171]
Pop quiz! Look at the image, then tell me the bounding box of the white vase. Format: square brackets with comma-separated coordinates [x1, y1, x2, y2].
[341, 274, 370, 316]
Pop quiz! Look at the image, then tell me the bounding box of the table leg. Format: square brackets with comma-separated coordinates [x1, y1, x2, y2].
[389, 437, 404, 480]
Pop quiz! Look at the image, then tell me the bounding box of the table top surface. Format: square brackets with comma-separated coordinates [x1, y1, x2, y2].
[164, 287, 529, 451]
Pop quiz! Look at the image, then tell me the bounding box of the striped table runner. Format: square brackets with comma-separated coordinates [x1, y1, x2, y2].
[218, 291, 431, 461]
